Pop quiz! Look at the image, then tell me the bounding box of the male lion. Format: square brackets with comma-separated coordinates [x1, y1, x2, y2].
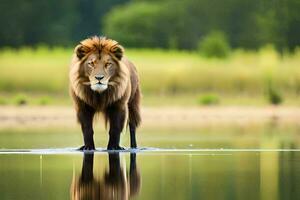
[69, 36, 141, 150]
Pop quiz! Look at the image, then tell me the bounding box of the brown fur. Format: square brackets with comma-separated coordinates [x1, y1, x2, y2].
[69, 36, 141, 150]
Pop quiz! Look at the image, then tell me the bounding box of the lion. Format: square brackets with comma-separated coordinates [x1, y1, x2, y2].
[69, 36, 141, 150]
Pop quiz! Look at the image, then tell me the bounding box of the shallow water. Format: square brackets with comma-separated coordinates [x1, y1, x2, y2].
[1, 151, 300, 200]
[1, 123, 300, 199]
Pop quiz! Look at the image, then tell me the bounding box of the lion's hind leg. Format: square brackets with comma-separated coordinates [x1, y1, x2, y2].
[128, 89, 141, 149]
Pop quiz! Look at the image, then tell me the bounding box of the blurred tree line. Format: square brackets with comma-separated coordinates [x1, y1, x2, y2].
[0, 0, 299, 51]
[0, 0, 129, 47]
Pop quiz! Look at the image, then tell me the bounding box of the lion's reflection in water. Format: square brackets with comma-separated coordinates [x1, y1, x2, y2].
[70, 153, 141, 200]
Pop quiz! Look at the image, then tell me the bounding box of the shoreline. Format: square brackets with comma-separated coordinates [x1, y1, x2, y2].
[1, 105, 300, 128]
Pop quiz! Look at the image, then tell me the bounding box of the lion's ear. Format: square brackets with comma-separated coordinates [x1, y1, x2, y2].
[111, 44, 124, 60]
[75, 44, 88, 59]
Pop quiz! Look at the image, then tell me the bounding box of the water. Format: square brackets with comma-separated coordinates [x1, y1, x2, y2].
[0, 122, 300, 200]
[1, 151, 300, 200]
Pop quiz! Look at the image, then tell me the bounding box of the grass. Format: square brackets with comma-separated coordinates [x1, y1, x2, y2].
[13, 93, 28, 105]
[198, 93, 220, 105]
[0, 45, 300, 106]
[2, 92, 300, 106]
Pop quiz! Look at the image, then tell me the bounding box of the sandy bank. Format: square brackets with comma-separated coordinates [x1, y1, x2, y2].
[0, 105, 299, 128]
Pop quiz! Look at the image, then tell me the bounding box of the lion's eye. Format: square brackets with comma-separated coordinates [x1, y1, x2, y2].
[105, 62, 112, 68]
[87, 61, 94, 67]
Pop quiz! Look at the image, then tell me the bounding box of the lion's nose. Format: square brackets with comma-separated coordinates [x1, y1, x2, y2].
[95, 75, 104, 81]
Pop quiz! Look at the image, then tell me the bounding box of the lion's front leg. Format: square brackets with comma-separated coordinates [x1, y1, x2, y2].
[77, 105, 96, 151]
[106, 105, 126, 150]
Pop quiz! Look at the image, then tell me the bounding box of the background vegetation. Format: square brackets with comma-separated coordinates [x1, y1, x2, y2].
[1, 46, 300, 106]
[1, 0, 300, 51]
[0, 0, 300, 106]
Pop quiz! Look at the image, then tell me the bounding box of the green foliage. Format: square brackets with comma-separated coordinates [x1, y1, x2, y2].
[13, 94, 28, 106]
[0, 47, 69, 93]
[266, 80, 283, 105]
[0, 97, 7, 105]
[198, 94, 220, 105]
[0, 0, 300, 50]
[0, 0, 130, 47]
[38, 96, 51, 105]
[0, 48, 300, 99]
[0, 0, 79, 47]
[104, 2, 164, 48]
[103, 0, 300, 51]
[198, 31, 231, 58]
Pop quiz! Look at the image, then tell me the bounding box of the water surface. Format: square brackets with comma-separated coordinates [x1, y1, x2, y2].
[0, 123, 300, 200]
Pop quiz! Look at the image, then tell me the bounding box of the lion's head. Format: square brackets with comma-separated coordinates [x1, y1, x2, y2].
[70, 36, 131, 108]
[71, 36, 125, 93]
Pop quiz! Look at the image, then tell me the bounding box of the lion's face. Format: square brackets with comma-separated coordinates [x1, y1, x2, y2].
[83, 52, 118, 93]
[73, 36, 124, 93]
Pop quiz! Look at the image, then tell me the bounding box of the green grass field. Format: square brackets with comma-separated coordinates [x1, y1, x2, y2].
[1, 46, 300, 106]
